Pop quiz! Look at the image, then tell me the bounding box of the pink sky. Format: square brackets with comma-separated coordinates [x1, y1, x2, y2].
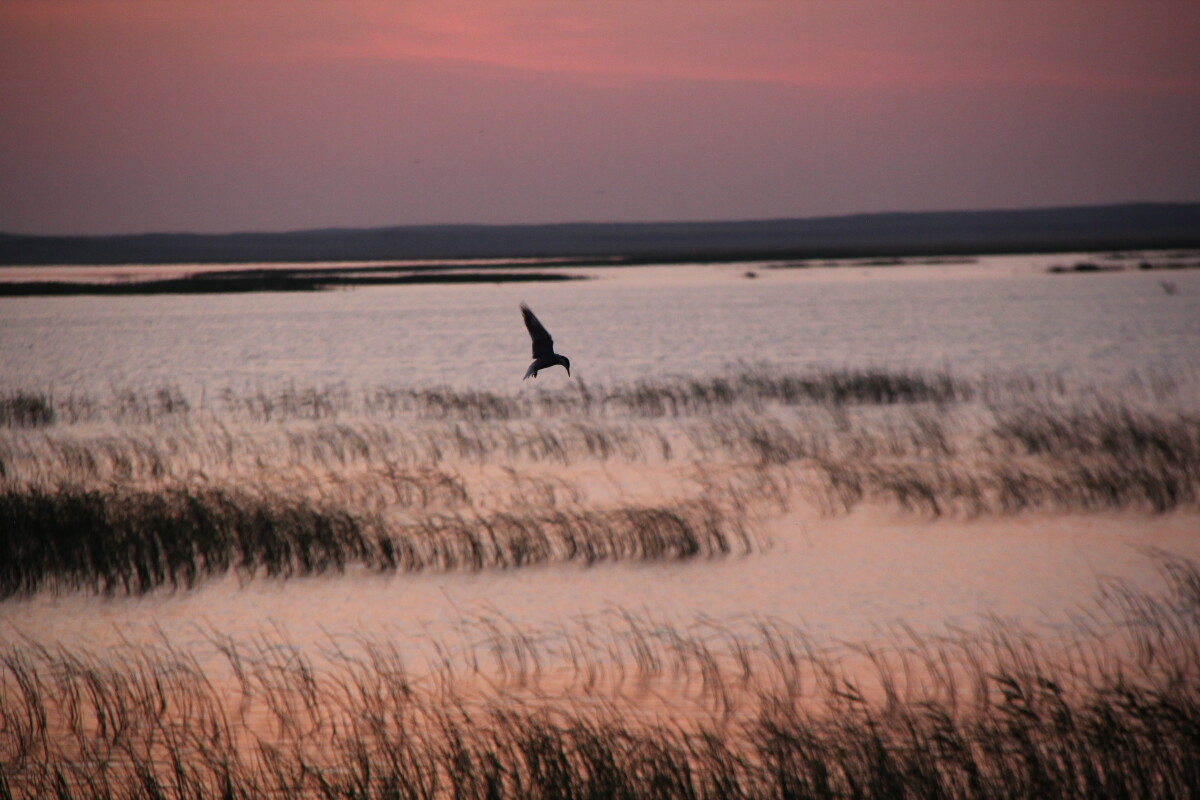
[2, 0, 1199, 234]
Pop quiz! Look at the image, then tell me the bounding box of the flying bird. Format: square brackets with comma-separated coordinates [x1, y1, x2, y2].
[520, 303, 571, 379]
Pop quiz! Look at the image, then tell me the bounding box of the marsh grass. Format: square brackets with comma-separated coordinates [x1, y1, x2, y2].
[991, 401, 1200, 463]
[4, 365, 1200, 797]
[0, 391, 54, 429]
[3, 555, 1199, 798]
[0, 485, 371, 597]
[2, 366, 1198, 597]
[0, 482, 750, 599]
[13, 366, 973, 426]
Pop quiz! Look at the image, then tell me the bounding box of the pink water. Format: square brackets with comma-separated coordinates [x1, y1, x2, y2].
[3, 254, 1198, 392]
[2, 254, 1199, 677]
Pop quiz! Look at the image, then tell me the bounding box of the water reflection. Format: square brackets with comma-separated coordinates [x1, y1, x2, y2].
[2, 256, 1198, 394]
[1, 255, 1199, 673]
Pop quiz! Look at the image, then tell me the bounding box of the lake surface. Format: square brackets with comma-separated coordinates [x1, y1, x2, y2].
[3, 253, 1199, 395]
[2, 252, 1199, 673]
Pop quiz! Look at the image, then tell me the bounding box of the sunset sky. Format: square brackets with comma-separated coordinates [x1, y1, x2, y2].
[2, 1, 1199, 235]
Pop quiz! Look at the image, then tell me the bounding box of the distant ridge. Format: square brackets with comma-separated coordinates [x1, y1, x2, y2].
[2, 203, 1199, 266]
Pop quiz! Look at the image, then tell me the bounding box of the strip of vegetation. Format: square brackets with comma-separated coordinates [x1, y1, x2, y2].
[3, 373, 1197, 519]
[0, 486, 371, 597]
[198, 258, 596, 279]
[3, 405, 1195, 599]
[2, 555, 1198, 798]
[769, 256, 979, 268]
[0, 271, 585, 296]
[12, 366, 975, 426]
[1048, 258, 1200, 273]
[3, 369, 1198, 602]
[991, 402, 1200, 461]
[818, 454, 1198, 516]
[1047, 261, 1124, 273]
[0, 391, 54, 428]
[812, 402, 1200, 516]
[0, 485, 749, 599]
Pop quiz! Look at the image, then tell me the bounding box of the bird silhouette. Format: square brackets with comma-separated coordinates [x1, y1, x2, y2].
[521, 303, 571, 379]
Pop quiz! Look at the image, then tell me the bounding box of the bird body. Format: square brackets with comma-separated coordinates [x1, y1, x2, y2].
[521, 303, 570, 379]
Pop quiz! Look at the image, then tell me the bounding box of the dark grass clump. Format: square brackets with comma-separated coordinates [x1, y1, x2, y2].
[0, 485, 372, 598]
[0, 391, 54, 428]
[991, 402, 1200, 465]
[0, 485, 751, 599]
[384, 501, 750, 572]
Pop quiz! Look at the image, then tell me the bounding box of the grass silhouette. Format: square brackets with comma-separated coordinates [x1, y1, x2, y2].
[2, 554, 1199, 798]
[3, 365, 1200, 795]
[2, 366, 1198, 597]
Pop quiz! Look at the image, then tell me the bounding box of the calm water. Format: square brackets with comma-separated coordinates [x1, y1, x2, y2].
[2, 254, 1199, 665]
[3, 254, 1199, 395]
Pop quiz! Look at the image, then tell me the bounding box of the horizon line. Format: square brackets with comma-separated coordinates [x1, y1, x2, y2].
[4, 199, 1198, 240]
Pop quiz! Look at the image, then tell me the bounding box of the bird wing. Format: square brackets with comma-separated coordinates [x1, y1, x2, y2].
[521, 304, 555, 360]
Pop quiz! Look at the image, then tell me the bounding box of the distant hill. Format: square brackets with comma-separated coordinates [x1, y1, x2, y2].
[2, 203, 1199, 266]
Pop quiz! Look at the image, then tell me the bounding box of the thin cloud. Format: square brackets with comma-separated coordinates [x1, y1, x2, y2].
[304, 2, 1200, 92]
[6, 1, 1196, 91]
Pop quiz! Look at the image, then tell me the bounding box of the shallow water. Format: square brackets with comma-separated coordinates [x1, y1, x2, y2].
[3, 254, 1198, 394]
[2, 253, 1200, 668]
[5, 507, 1195, 666]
